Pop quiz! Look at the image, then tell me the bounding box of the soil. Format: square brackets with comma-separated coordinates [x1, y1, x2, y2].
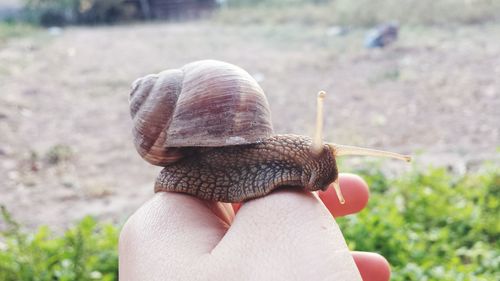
[0, 22, 499, 230]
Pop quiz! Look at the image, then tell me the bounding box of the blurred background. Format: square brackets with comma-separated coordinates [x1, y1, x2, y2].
[0, 0, 499, 280]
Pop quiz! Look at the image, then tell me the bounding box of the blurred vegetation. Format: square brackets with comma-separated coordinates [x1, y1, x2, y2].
[216, 0, 500, 26]
[44, 144, 73, 165]
[338, 164, 500, 281]
[1, 165, 498, 280]
[21, 0, 139, 26]
[0, 210, 118, 281]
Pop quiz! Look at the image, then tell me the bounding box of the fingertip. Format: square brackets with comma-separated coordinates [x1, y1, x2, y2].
[318, 173, 369, 217]
[352, 252, 391, 281]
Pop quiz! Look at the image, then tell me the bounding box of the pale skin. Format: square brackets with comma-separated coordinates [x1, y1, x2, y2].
[119, 173, 391, 281]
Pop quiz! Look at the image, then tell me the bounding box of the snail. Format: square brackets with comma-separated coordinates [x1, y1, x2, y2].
[129, 60, 410, 203]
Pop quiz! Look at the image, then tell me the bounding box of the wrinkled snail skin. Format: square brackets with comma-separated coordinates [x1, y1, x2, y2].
[154, 134, 339, 203]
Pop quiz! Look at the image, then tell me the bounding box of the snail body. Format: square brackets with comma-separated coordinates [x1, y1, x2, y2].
[130, 60, 410, 203]
[155, 134, 337, 202]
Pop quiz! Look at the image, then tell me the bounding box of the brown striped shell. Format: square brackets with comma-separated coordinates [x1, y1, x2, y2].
[129, 60, 274, 166]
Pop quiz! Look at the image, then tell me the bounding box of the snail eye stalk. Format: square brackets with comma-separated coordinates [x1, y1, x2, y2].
[312, 91, 326, 155]
[326, 139, 411, 205]
[310, 90, 348, 204]
[330, 144, 411, 162]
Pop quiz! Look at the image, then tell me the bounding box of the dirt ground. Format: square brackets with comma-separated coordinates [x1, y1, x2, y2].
[0, 22, 499, 230]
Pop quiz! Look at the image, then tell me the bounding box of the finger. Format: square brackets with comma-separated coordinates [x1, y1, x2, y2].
[211, 189, 362, 280]
[215, 201, 235, 222]
[231, 203, 242, 213]
[352, 252, 391, 281]
[318, 173, 369, 217]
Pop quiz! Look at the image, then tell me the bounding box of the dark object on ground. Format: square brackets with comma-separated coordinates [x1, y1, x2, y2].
[364, 22, 399, 48]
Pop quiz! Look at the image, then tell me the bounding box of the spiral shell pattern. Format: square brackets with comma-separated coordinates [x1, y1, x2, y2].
[129, 60, 274, 166]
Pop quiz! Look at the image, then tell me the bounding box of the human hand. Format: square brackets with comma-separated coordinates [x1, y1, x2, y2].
[119, 173, 390, 281]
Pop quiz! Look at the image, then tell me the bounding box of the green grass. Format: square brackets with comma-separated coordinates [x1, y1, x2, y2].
[1, 164, 498, 280]
[339, 164, 500, 281]
[215, 0, 500, 27]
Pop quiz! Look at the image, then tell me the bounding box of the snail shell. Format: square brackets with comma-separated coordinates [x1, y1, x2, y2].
[129, 60, 273, 166]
